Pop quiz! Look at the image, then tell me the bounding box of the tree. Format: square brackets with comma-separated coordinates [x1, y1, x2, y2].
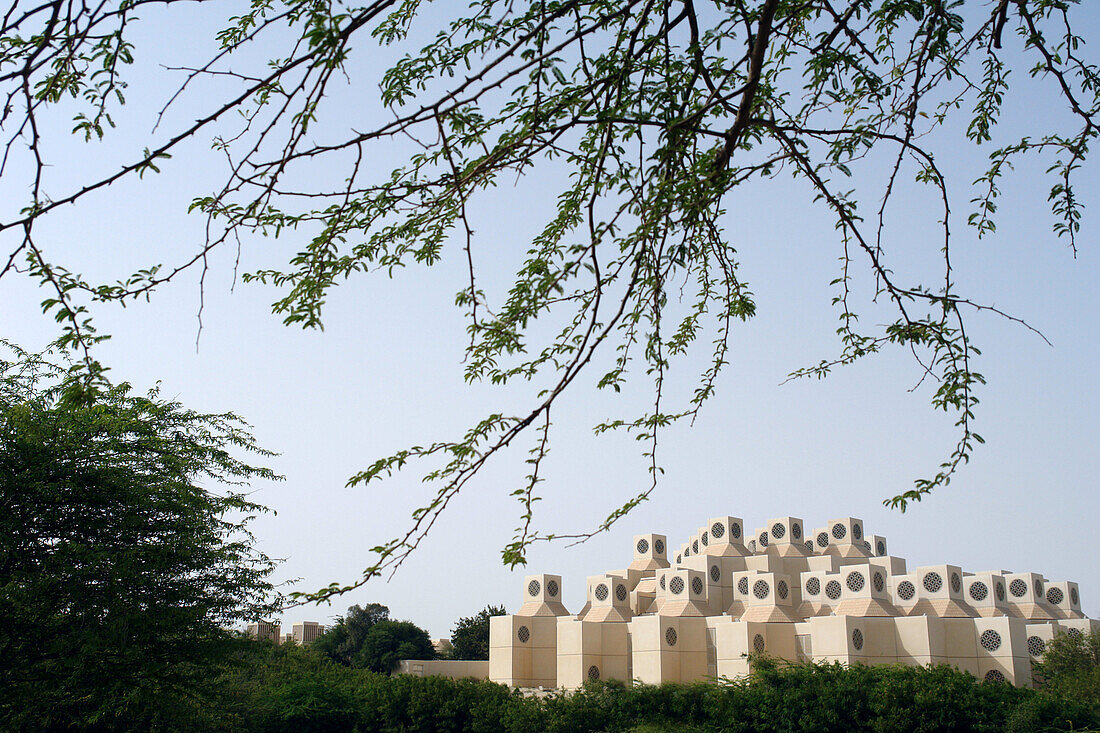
[354, 619, 436, 674]
[1, 1, 1096, 597]
[313, 603, 392, 666]
[450, 605, 508, 661]
[1034, 629, 1100, 709]
[0, 342, 280, 729]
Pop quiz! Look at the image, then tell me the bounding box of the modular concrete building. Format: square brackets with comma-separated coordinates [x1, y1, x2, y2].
[489, 515, 1095, 689]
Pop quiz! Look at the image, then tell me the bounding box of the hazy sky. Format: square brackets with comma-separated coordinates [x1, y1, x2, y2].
[2, 3, 1098, 638]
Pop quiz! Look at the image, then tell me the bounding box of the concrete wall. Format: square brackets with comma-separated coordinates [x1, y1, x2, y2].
[395, 659, 490, 680]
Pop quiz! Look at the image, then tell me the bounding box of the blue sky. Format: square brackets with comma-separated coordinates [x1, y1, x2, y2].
[2, 2, 1098, 637]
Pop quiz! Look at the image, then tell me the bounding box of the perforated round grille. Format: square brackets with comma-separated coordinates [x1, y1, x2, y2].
[873, 572, 885, 593]
[1009, 579, 1027, 597]
[984, 669, 1005, 683]
[660, 575, 666, 591]
[711, 522, 725, 539]
[670, 576, 685, 595]
[852, 628, 864, 651]
[588, 665, 600, 680]
[897, 581, 916, 601]
[825, 580, 842, 600]
[1067, 628, 1083, 639]
[747, 541, 756, 552]
[692, 540, 699, 553]
[637, 539, 649, 555]
[738, 577, 749, 595]
[1027, 636, 1046, 657]
[731, 523, 742, 539]
[753, 580, 770, 599]
[528, 580, 541, 597]
[951, 572, 962, 594]
[792, 523, 802, 539]
[806, 577, 821, 596]
[675, 555, 681, 564]
[853, 524, 863, 540]
[665, 627, 677, 647]
[863, 541, 872, 552]
[777, 580, 789, 600]
[758, 532, 769, 547]
[923, 572, 943, 593]
[771, 523, 786, 539]
[595, 583, 609, 601]
[996, 582, 1006, 601]
[547, 580, 559, 597]
[1072, 587, 1080, 606]
[980, 630, 1002, 651]
[692, 577, 704, 595]
[832, 523, 847, 540]
[1047, 587, 1065, 605]
[518, 626, 530, 643]
[876, 540, 886, 556]
[806, 541, 814, 552]
[616, 584, 628, 602]
[710, 565, 721, 583]
[969, 581, 989, 602]
[654, 539, 665, 555]
[847, 572, 865, 593]
[701, 533, 709, 547]
[753, 634, 765, 654]
[817, 532, 829, 547]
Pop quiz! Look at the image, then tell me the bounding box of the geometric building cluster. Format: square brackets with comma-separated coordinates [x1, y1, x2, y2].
[489, 515, 1094, 689]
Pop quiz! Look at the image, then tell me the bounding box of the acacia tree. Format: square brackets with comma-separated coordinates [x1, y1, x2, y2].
[0, 1, 1096, 598]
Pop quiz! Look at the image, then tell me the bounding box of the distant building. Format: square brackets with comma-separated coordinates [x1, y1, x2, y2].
[432, 638, 453, 656]
[292, 621, 325, 646]
[283, 633, 294, 645]
[246, 621, 281, 643]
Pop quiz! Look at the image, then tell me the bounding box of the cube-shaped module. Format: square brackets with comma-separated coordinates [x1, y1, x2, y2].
[832, 564, 899, 617]
[764, 516, 811, 558]
[798, 570, 835, 617]
[629, 614, 708, 684]
[822, 517, 873, 559]
[489, 614, 559, 687]
[908, 565, 976, 618]
[629, 534, 670, 572]
[1044, 581, 1084, 619]
[734, 571, 799, 623]
[517, 574, 569, 617]
[964, 572, 1010, 617]
[711, 618, 788, 679]
[1003, 572, 1057, 620]
[706, 516, 747, 554]
[661, 568, 710, 616]
[871, 535, 889, 557]
[556, 617, 630, 689]
[585, 574, 633, 622]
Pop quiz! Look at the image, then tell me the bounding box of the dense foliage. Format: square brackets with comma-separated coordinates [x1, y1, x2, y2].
[450, 605, 508, 661]
[313, 603, 393, 665]
[314, 604, 435, 673]
[0, 344, 280, 730]
[1035, 628, 1100, 713]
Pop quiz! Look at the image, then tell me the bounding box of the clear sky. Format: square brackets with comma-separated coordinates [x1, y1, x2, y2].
[2, 3, 1098, 638]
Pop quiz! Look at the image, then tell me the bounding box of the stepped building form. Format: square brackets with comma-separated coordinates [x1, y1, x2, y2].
[489, 515, 1095, 689]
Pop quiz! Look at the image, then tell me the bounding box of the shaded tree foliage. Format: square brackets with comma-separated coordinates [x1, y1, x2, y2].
[314, 603, 392, 666]
[0, 343, 279, 730]
[1, 0, 1097, 598]
[450, 604, 507, 661]
[355, 620, 436, 674]
[1035, 628, 1100, 711]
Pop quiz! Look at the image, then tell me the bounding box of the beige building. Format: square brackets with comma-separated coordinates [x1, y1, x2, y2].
[246, 620, 281, 643]
[489, 514, 1095, 689]
[292, 621, 325, 646]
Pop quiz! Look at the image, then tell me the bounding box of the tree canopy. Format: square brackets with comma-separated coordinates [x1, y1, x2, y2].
[450, 604, 508, 661]
[0, 342, 280, 729]
[314, 603, 393, 665]
[1, 0, 1096, 598]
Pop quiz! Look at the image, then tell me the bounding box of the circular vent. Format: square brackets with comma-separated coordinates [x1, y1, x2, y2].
[876, 540, 886, 556]
[616, 584, 628, 602]
[852, 628, 864, 651]
[980, 630, 1002, 652]
[711, 522, 725, 539]
[969, 581, 989, 602]
[587, 665, 600, 681]
[805, 541, 814, 552]
[692, 577, 704, 595]
[1009, 579, 1027, 597]
[1047, 587, 1065, 605]
[996, 582, 1006, 602]
[675, 554, 682, 564]
[670, 576, 685, 595]
[747, 540, 756, 552]
[825, 580, 842, 600]
[738, 577, 749, 595]
[710, 565, 721, 583]
[595, 583, 609, 601]
[547, 580, 559, 597]
[873, 572, 885, 593]
[517, 626, 530, 643]
[923, 572, 943, 593]
[847, 572, 865, 593]
[758, 532, 769, 548]
[665, 627, 677, 647]
[684, 546, 690, 557]
[817, 532, 830, 547]
[1071, 587, 1080, 606]
[863, 541, 872, 552]
[701, 533, 709, 547]
[777, 580, 789, 600]
[1035, 581, 1044, 597]
[692, 540, 699, 553]
[528, 580, 541, 597]
[853, 524, 863, 540]
[984, 669, 1005, 684]
[806, 577, 821, 596]
[771, 523, 786, 540]
[792, 523, 802, 539]
[897, 581, 916, 601]
[1027, 636, 1046, 657]
[654, 539, 665, 555]
[637, 539, 649, 555]
[753, 634, 765, 654]
[753, 580, 770, 599]
[660, 575, 666, 591]
[731, 523, 742, 539]
[951, 573, 962, 594]
[1067, 628, 1083, 639]
[832, 524, 847, 540]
